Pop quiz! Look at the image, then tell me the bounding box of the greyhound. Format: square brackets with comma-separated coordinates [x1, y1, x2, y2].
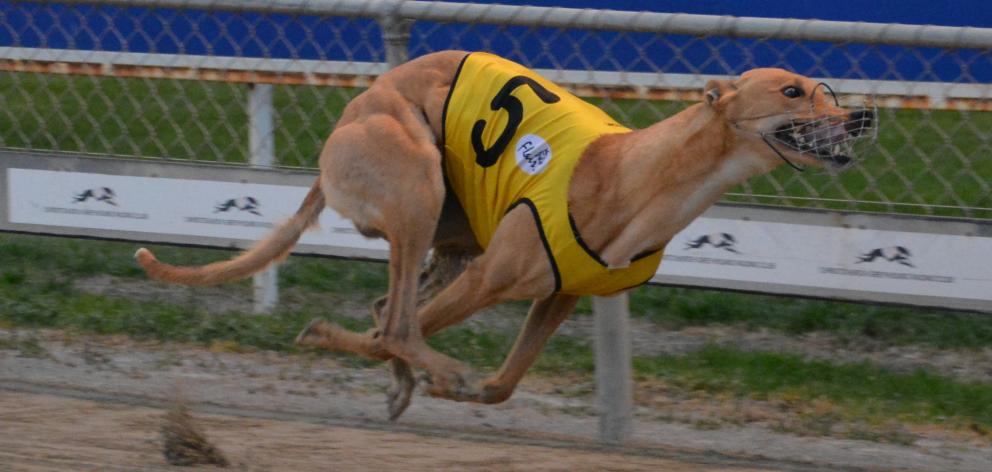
[134, 50, 874, 419]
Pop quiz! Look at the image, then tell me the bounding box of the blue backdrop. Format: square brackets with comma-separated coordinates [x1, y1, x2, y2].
[1, 1, 989, 82]
[456, 1, 987, 28]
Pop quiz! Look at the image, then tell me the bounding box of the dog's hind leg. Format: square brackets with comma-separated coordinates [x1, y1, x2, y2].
[301, 246, 476, 420]
[382, 246, 474, 420]
[306, 107, 477, 398]
[360, 295, 416, 419]
[374, 214, 478, 395]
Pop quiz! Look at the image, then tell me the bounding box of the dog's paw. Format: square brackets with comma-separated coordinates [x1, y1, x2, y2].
[386, 359, 415, 421]
[419, 370, 487, 403]
[294, 318, 329, 346]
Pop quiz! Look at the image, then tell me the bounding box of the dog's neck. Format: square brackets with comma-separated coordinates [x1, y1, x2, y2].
[569, 103, 777, 268]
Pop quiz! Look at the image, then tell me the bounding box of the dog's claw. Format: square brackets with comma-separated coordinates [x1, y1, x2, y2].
[387, 359, 415, 421]
[294, 318, 326, 346]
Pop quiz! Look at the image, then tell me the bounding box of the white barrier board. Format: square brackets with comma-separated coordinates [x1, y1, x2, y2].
[6, 168, 387, 252]
[657, 218, 991, 303]
[7, 168, 992, 309]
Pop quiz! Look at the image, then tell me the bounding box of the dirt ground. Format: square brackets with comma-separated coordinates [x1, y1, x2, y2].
[0, 392, 759, 472]
[3, 328, 992, 472]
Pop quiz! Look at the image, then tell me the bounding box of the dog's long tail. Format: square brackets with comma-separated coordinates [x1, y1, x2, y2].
[135, 180, 325, 286]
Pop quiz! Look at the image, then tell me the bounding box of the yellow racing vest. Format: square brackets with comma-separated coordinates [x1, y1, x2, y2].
[442, 52, 663, 296]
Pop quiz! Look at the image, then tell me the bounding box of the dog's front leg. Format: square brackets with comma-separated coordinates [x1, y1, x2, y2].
[426, 293, 579, 404]
[477, 293, 579, 403]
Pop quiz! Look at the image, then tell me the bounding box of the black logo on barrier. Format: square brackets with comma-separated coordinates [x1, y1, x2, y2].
[214, 197, 262, 216]
[855, 246, 914, 268]
[820, 244, 950, 283]
[73, 187, 118, 206]
[667, 231, 775, 269]
[50, 186, 145, 219]
[685, 233, 740, 254]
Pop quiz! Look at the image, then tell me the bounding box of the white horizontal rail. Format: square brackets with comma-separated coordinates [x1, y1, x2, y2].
[0, 47, 389, 77]
[57, 0, 992, 49]
[4, 47, 989, 106]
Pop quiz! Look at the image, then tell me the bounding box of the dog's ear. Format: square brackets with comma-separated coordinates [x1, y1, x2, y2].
[703, 79, 736, 110]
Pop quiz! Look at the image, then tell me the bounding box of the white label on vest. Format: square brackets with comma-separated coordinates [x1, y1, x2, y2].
[515, 134, 552, 175]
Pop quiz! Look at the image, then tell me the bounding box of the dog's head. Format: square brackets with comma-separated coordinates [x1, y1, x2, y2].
[704, 68, 876, 170]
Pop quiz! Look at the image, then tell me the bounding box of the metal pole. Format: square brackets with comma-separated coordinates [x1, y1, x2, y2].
[248, 82, 278, 314]
[379, 13, 413, 68]
[67, 0, 992, 50]
[593, 293, 634, 443]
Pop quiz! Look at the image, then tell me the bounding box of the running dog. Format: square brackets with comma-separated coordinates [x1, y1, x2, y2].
[134, 51, 874, 419]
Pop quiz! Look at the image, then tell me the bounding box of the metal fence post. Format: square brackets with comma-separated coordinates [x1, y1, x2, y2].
[248, 82, 278, 314]
[593, 293, 634, 442]
[379, 13, 413, 68]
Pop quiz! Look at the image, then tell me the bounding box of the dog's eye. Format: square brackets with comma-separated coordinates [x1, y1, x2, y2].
[782, 86, 804, 99]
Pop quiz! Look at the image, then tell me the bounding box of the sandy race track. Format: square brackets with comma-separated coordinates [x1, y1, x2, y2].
[0, 391, 760, 472]
[3, 329, 992, 472]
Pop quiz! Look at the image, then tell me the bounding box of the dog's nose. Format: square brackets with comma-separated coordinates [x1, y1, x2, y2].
[845, 109, 874, 136]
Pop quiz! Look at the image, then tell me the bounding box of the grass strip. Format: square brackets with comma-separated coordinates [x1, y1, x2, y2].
[629, 285, 992, 349]
[4, 232, 992, 350]
[635, 345, 992, 429]
[0, 268, 577, 372]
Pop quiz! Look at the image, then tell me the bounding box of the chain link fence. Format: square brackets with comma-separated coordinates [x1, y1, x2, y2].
[2, 0, 991, 219]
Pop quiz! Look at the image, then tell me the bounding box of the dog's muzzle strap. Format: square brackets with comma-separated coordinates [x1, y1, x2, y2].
[760, 131, 805, 172]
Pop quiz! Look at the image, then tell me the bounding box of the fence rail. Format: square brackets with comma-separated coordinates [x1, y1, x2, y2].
[4, 46, 991, 110]
[53, 0, 992, 49]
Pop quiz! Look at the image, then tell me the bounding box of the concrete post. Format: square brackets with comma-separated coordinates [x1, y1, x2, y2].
[593, 293, 634, 442]
[248, 82, 278, 314]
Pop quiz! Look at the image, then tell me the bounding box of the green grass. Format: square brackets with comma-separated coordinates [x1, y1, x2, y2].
[427, 327, 597, 375]
[278, 253, 388, 295]
[5, 232, 992, 350]
[0, 233, 389, 297]
[634, 345, 992, 429]
[629, 286, 992, 349]
[1, 277, 301, 351]
[3, 72, 991, 217]
[0, 252, 574, 372]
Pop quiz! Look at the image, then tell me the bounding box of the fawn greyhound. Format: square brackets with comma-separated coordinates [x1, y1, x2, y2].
[135, 51, 874, 420]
